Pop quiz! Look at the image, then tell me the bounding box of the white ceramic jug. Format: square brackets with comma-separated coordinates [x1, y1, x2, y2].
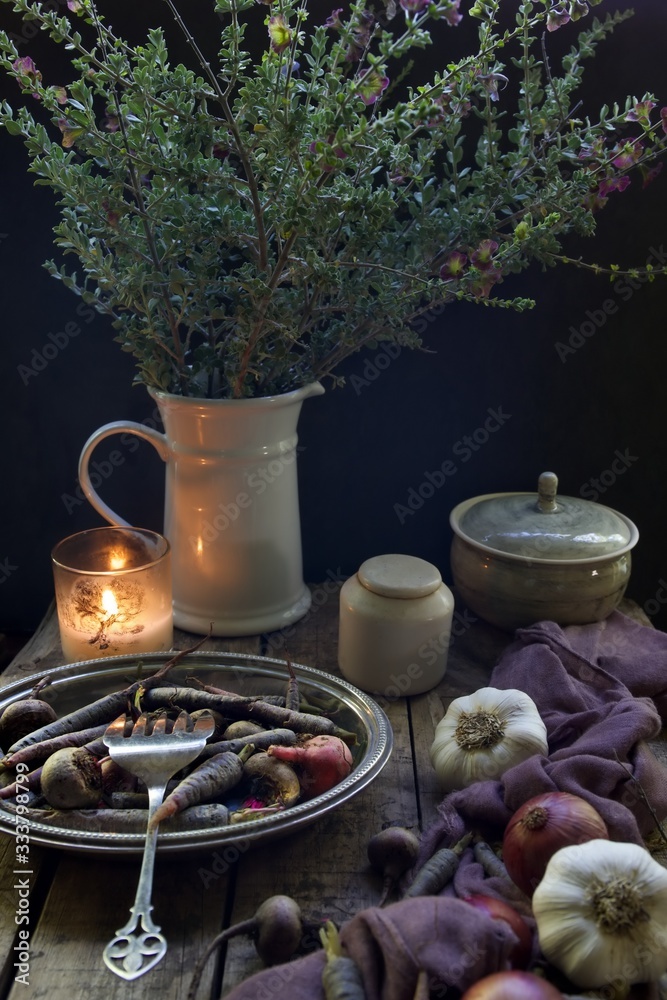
[78, 383, 324, 636]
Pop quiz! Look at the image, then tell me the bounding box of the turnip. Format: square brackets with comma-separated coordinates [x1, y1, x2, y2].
[223, 720, 265, 740]
[0, 678, 58, 751]
[367, 826, 420, 905]
[41, 746, 103, 809]
[187, 895, 303, 1000]
[242, 751, 301, 807]
[267, 734, 353, 799]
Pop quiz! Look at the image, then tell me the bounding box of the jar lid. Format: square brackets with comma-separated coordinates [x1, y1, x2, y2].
[358, 554, 443, 598]
[450, 472, 639, 562]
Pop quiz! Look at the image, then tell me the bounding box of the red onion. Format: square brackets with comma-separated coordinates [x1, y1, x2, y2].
[502, 791, 609, 897]
[461, 970, 563, 999]
[463, 895, 532, 969]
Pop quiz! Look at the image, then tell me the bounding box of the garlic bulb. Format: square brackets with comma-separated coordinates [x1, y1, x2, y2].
[532, 839, 667, 989]
[429, 686, 548, 791]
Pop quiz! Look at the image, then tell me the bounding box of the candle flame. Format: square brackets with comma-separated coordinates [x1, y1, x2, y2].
[108, 549, 127, 571]
[101, 589, 119, 617]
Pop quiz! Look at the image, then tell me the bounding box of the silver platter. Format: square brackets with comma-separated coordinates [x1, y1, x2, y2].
[0, 651, 392, 855]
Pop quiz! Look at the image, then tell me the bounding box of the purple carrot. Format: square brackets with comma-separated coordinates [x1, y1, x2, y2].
[185, 677, 286, 706]
[1, 802, 230, 833]
[143, 686, 337, 735]
[148, 745, 253, 829]
[2, 723, 110, 769]
[197, 727, 296, 761]
[284, 656, 300, 714]
[0, 765, 43, 800]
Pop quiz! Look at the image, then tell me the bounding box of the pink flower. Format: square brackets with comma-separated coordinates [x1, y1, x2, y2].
[660, 107, 667, 135]
[577, 136, 605, 160]
[399, 0, 429, 12]
[598, 175, 631, 198]
[476, 72, 508, 103]
[357, 71, 389, 106]
[547, 7, 571, 31]
[568, 0, 589, 21]
[611, 139, 643, 170]
[471, 239, 498, 271]
[268, 15, 292, 54]
[625, 100, 655, 126]
[324, 8, 344, 30]
[442, 0, 463, 26]
[439, 251, 467, 281]
[470, 267, 502, 299]
[12, 56, 42, 99]
[57, 118, 85, 148]
[641, 162, 663, 189]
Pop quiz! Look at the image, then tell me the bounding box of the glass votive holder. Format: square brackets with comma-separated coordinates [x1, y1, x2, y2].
[51, 526, 173, 663]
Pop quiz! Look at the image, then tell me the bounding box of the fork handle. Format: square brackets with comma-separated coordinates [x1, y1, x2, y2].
[130, 784, 164, 919]
[103, 784, 167, 980]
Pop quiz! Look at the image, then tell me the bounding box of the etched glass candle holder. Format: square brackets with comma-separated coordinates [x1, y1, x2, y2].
[52, 527, 173, 663]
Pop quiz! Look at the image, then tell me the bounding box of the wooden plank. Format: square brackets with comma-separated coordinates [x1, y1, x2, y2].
[410, 608, 511, 829]
[4, 852, 224, 1000]
[0, 832, 54, 996]
[219, 585, 420, 996]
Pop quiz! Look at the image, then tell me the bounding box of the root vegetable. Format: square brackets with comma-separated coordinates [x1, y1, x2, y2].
[267, 734, 353, 799]
[502, 792, 609, 897]
[463, 895, 533, 968]
[0, 678, 58, 750]
[3, 802, 229, 832]
[473, 839, 515, 885]
[404, 833, 472, 898]
[461, 971, 564, 999]
[190, 709, 228, 740]
[320, 920, 366, 1000]
[2, 723, 111, 770]
[100, 757, 137, 796]
[243, 751, 301, 807]
[41, 747, 103, 809]
[0, 764, 44, 800]
[149, 745, 252, 829]
[187, 895, 303, 1000]
[367, 827, 420, 906]
[144, 686, 338, 735]
[284, 656, 300, 713]
[198, 727, 296, 762]
[223, 720, 265, 740]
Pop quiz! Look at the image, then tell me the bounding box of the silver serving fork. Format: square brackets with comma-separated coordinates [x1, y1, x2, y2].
[101, 711, 215, 981]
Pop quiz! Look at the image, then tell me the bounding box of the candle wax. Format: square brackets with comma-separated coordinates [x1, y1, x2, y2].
[59, 609, 173, 663]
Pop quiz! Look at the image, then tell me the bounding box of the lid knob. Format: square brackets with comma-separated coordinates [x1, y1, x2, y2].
[537, 471, 558, 513]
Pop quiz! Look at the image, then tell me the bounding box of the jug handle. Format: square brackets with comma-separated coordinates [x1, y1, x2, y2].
[78, 421, 170, 527]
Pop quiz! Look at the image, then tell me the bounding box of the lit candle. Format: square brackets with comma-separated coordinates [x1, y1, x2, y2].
[52, 527, 173, 663]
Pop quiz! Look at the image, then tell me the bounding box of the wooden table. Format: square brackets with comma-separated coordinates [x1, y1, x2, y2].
[0, 591, 655, 999]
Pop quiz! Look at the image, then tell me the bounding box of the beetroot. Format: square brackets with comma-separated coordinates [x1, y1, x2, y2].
[267, 734, 353, 799]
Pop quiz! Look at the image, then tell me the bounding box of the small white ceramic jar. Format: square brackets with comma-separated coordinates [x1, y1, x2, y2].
[338, 554, 454, 696]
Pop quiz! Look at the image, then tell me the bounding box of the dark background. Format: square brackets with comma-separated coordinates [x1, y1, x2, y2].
[1, 0, 666, 638]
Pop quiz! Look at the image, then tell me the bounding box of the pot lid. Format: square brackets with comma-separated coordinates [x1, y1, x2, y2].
[450, 472, 639, 562]
[358, 554, 442, 598]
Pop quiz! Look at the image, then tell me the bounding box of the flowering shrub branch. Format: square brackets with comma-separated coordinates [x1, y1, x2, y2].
[0, 0, 665, 397]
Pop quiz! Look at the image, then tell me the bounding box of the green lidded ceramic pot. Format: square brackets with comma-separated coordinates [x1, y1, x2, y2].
[449, 471, 639, 632]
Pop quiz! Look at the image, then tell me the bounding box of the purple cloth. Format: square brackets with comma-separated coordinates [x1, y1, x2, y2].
[223, 612, 667, 1000]
[222, 898, 516, 1000]
[420, 611, 667, 864]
